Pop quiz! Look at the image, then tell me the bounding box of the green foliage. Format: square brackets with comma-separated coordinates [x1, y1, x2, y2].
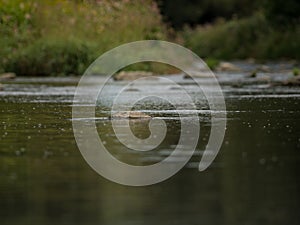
[0, 0, 167, 75]
[205, 58, 220, 70]
[159, 0, 299, 60]
[183, 13, 300, 59]
[293, 68, 300, 76]
[1, 0, 299, 75]
[4, 39, 94, 76]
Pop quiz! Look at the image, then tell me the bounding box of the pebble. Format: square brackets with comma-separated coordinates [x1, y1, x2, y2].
[216, 62, 241, 72]
[114, 71, 156, 81]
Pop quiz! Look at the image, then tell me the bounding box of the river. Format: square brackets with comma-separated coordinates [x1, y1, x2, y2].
[0, 66, 300, 225]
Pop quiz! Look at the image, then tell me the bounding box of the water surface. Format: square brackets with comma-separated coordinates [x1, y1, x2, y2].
[0, 72, 300, 225]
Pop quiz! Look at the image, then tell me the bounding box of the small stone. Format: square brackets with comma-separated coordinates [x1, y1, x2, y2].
[128, 111, 151, 119]
[114, 71, 156, 81]
[216, 62, 241, 72]
[183, 71, 212, 79]
[0, 72, 16, 80]
[111, 111, 151, 119]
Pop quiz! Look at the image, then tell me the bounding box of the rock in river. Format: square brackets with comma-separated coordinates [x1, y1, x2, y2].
[114, 71, 156, 81]
[0, 72, 16, 80]
[183, 71, 213, 79]
[216, 62, 241, 72]
[111, 111, 151, 119]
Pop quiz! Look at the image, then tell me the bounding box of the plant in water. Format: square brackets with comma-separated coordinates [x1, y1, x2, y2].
[205, 58, 220, 70]
[293, 67, 300, 76]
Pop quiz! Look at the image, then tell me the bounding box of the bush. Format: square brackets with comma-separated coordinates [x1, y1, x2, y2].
[0, 0, 168, 75]
[4, 39, 94, 76]
[182, 13, 300, 59]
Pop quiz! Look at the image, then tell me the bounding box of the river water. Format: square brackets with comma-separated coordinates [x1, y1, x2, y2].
[0, 69, 300, 225]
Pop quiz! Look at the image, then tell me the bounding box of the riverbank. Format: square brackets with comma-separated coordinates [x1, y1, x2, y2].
[1, 61, 299, 87]
[0, 1, 299, 76]
[0, 0, 167, 76]
[182, 13, 300, 60]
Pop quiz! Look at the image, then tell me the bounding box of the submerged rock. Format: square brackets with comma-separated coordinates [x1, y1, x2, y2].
[111, 111, 151, 119]
[0, 72, 16, 80]
[0, 83, 3, 90]
[114, 71, 156, 81]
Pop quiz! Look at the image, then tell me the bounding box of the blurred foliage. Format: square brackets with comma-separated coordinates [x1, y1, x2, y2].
[183, 13, 300, 59]
[263, 0, 300, 26]
[0, 0, 168, 75]
[205, 58, 220, 70]
[157, 0, 259, 28]
[293, 68, 300, 76]
[157, 0, 299, 28]
[4, 39, 93, 76]
[166, 0, 300, 60]
[1, 0, 299, 76]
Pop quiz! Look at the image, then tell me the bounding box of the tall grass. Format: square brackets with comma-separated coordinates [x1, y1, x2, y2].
[182, 13, 300, 60]
[0, 0, 168, 75]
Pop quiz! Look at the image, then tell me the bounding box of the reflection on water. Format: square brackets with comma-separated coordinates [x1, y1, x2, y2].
[0, 75, 300, 225]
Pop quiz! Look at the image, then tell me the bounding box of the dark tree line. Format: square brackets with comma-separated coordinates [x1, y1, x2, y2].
[156, 0, 300, 28]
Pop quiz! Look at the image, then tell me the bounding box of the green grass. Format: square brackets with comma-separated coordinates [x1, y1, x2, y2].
[293, 68, 300, 76]
[204, 58, 220, 70]
[182, 13, 300, 60]
[0, 0, 168, 75]
[1, 1, 299, 76]
[4, 38, 94, 76]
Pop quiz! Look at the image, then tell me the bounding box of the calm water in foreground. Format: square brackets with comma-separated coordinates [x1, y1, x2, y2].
[0, 72, 300, 225]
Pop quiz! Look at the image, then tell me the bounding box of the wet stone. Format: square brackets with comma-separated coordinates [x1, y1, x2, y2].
[111, 111, 151, 119]
[0, 72, 16, 80]
[113, 71, 156, 81]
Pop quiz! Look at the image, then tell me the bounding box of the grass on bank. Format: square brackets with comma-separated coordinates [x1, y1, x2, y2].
[182, 13, 300, 60]
[0, 0, 168, 76]
[1, 1, 299, 76]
